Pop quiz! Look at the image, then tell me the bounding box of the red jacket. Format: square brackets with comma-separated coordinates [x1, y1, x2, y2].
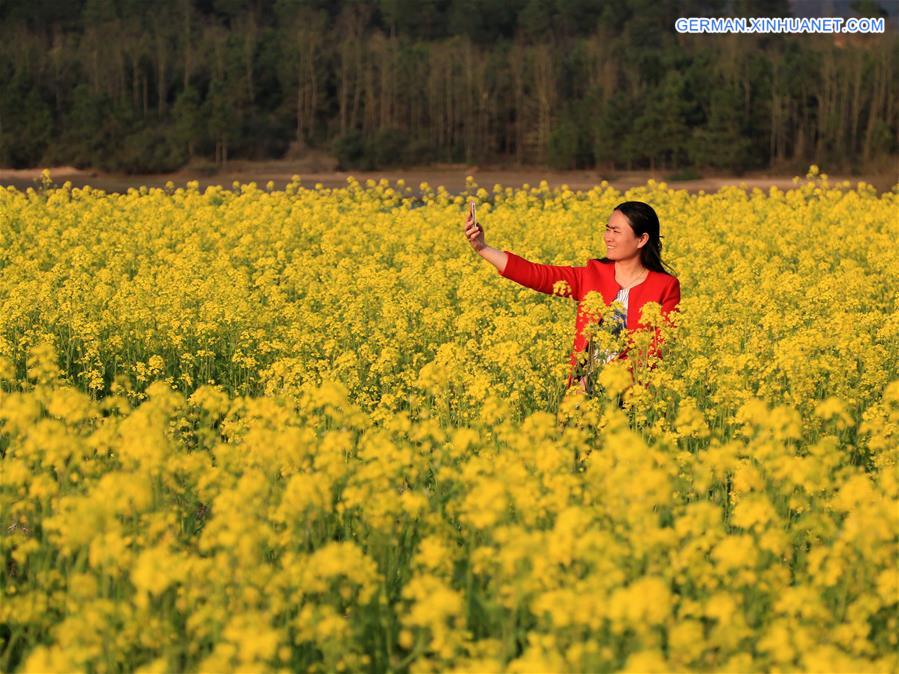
[497, 251, 681, 389]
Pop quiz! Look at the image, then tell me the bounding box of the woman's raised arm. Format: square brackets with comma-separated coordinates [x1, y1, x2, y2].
[463, 207, 583, 299]
[497, 251, 585, 300]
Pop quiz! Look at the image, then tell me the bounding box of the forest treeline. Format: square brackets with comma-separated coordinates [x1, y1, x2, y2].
[0, 0, 896, 174]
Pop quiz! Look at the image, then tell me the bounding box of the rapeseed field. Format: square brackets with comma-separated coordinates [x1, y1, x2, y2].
[1, 168, 897, 673]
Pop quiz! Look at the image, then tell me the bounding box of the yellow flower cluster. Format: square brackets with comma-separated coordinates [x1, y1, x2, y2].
[1, 171, 897, 672]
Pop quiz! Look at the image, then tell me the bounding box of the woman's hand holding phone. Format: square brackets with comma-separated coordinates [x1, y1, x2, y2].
[464, 200, 486, 252]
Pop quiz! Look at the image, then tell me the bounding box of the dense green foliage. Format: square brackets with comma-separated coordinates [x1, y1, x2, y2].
[0, 0, 896, 173]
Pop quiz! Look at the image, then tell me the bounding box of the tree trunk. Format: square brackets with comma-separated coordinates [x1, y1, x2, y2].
[244, 13, 256, 105]
[769, 55, 780, 164]
[464, 42, 472, 163]
[862, 45, 887, 162]
[350, 43, 363, 131]
[339, 42, 350, 134]
[182, 0, 191, 89]
[363, 46, 375, 134]
[534, 44, 555, 165]
[308, 53, 318, 142]
[131, 52, 139, 109]
[814, 52, 831, 161]
[155, 25, 167, 115]
[446, 48, 454, 161]
[509, 43, 525, 165]
[296, 74, 306, 147]
[850, 49, 863, 158]
[117, 35, 127, 103]
[91, 34, 100, 95]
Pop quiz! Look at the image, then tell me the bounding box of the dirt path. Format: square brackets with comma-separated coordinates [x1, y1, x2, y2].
[1, 161, 895, 195]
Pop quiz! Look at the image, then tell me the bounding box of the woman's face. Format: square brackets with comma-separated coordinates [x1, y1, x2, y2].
[604, 210, 648, 260]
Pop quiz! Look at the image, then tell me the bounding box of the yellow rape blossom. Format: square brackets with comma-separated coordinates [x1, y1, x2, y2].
[0, 173, 896, 673]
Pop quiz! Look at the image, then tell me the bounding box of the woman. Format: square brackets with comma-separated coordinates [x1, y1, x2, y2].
[463, 200, 680, 394]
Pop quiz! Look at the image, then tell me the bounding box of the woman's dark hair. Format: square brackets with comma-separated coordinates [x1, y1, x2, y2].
[592, 201, 677, 277]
